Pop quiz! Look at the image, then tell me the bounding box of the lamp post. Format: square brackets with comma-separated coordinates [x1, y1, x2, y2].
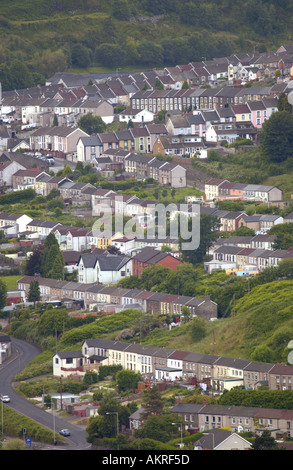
[172, 422, 183, 448]
[106, 412, 119, 449]
[51, 397, 56, 445]
[1, 400, 3, 437]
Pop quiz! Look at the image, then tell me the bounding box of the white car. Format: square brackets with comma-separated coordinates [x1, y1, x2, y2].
[0, 395, 10, 403]
[59, 429, 70, 437]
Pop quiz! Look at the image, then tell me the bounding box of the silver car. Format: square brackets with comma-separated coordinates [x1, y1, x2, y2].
[0, 395, 10, 403]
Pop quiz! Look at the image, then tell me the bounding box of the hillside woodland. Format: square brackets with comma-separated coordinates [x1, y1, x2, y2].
[1, 0, 293, 89]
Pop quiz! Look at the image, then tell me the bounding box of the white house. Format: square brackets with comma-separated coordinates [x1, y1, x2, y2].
[0, 161, 26, 187]
[112, 236, 136, 254]
[155, 366, 182, 381]
[0, 212, 32, 235]
[165, 117, 192, 136]
[118, 108, 154, 124]
[52, 351, 85, 378]
[77, 252, 132, 284]
[26, 219, 62, 240]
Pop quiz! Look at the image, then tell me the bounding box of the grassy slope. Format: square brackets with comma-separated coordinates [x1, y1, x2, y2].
[140, 280, 293, 363]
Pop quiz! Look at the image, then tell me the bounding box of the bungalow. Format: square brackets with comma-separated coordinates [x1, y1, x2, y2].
[118, 108, 154, 124]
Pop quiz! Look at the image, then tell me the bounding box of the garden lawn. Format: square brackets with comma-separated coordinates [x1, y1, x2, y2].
[2, 275, 22, 290]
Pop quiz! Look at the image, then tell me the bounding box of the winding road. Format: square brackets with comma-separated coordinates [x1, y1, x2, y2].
[0, 337, 91, 450]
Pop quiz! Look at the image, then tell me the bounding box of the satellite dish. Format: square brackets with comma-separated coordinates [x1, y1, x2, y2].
[288, 91, 293, 106]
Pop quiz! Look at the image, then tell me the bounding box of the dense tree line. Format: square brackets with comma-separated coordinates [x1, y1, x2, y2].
[1, 0, 292, 89]
[219, 387, 293, 410]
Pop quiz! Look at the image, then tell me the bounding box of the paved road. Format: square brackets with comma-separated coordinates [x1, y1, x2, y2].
[0, 337, 91, 450]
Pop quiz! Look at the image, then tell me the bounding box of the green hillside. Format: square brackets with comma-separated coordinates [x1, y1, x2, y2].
[1, 0, 293, 90]
[139, 280, 293, 364]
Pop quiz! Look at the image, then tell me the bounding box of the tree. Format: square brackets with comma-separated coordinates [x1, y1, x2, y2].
[141, 386, 164, 419]
[28, 280, 41, 307]
[43, 244, 65, 279]
[41, 234, 65, 280]
[190, 317, 207, 342]
[260, 111, 293, 163]
[137, 41, 164, 66]
[116, 369, 142, 393]
[71, 43, 91, 68]
[25, 245, 45, 276]
[77, 113, 106, 135]
[8, 60, 33, 89]
[180, 213, 221, 264]
[38, 308, 69, 336]
[269, 223, 293, 249]
[135, 413, 179, 443]
[277, 92, 292, 113]
[52, 114, 58, 126]
[251, 430, 278, 450]
[182, 305, 192, 323]
[155, 78, 164, 90]
[112, 0, 131, 20]
[0, 279, 7, 310]
[230, 226, 255, 237]
[94, 43, 126, 68]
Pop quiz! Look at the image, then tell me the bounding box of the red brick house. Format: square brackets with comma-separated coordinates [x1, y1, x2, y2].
[132, 247, 182, 278]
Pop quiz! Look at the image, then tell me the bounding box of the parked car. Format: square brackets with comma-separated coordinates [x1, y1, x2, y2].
[46, 156, 55, 165]
[0, 395, 10, 403]
[59, 429, 70, 437]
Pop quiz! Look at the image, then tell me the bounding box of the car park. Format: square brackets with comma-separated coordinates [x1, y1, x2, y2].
[59, 429, 71, 437]
[0, 395, 10, 403]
